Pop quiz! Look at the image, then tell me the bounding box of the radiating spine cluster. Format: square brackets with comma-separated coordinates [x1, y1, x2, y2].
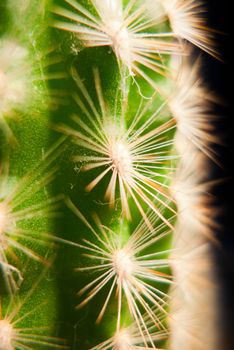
[169, 55, 218, 350]
[0, 267, 67, 350]
[0, 0, 219, 349]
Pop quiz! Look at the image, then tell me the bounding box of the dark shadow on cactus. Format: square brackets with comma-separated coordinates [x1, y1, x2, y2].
[49, 44, 123, 348]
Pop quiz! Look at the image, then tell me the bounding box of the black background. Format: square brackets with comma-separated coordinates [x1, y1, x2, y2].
[205, 1, 233, 349]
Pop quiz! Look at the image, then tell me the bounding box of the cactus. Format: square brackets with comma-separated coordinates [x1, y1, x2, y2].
[0, 1, 219, 350]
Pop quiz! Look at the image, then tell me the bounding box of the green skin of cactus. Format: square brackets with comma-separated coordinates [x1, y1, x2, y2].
[0, 1, 176, 349]
[0, 0, 59, 342]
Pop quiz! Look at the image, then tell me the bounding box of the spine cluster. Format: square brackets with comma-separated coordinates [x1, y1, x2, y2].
[0, 1, 219, 349]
